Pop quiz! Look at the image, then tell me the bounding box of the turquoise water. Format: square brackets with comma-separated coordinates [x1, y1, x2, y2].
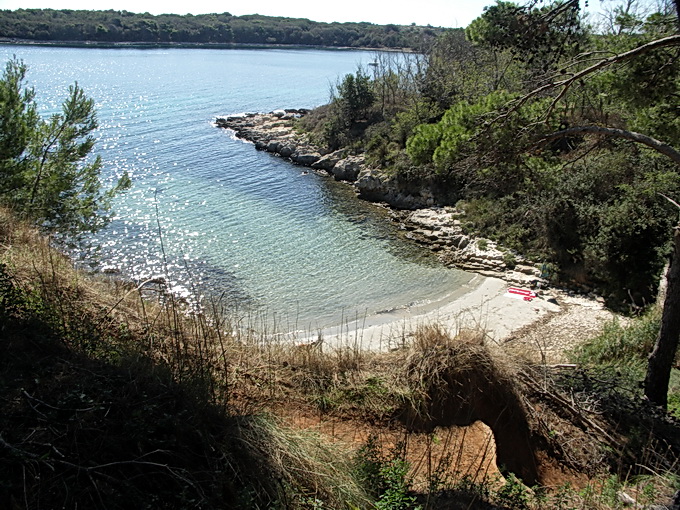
[2, 45, 471, 330]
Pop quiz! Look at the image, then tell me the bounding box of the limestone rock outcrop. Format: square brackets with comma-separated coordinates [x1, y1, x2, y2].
[394, 208, 543, 286]
[355, 168, 434, 209]
[330, 155, 364, 182]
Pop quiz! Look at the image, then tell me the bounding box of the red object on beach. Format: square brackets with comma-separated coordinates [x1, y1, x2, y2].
[508, 287, 537, 299]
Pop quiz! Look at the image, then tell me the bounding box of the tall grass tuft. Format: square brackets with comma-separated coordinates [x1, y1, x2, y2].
[237, 414, 374, 508]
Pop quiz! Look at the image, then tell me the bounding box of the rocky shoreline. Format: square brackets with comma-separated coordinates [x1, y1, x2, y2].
[215, 110, 435, 208]
[215, 111, 544, 287]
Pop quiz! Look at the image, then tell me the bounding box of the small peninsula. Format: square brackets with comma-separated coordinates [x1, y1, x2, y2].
[217, 110, 545, 286]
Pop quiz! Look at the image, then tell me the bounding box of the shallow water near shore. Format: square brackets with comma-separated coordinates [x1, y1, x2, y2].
[3, 44, 473, 331]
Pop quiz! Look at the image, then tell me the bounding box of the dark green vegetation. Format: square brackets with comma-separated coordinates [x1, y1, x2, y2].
[301, 0, 680, 311]
[569, 308, 680, 415]
[0, 9, 445, 49]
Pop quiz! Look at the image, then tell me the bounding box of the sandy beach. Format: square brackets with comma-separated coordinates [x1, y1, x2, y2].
[308, 274, 618, 361]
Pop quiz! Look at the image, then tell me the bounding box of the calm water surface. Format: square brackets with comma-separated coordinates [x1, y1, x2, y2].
[3, 45, 472, 330]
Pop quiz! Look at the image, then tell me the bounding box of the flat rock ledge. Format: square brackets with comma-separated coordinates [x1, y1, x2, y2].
[215, 109, 324, 165]
[215, 111, 546, 286]
[391, 208, 546, 287]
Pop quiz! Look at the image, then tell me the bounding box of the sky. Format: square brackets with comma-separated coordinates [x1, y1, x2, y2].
[0, 0, 604, 28]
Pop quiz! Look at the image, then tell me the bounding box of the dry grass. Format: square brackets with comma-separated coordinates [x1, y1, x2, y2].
[237, 414, 374, 508]
[0, 209, 378, 508]
[400, 325, 542, 485]
[402, 324, 523, 428]
[2, 207, 679, 509]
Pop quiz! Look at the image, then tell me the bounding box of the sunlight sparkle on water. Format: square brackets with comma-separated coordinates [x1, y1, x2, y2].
[7, 44, 473, 329]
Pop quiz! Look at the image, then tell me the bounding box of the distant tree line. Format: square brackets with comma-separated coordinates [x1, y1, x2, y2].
[0, 9, 444, 49]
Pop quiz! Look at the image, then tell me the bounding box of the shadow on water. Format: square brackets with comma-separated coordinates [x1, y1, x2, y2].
[308, 168, 440, 266]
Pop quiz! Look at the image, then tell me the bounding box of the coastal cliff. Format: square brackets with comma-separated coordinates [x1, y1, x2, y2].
[215, 111, 543, 286]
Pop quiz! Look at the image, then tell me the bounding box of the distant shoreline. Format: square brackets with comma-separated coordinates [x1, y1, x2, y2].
[0, 38, 413, 53]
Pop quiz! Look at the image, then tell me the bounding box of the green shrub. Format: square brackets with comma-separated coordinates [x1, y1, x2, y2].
[569, 309, 661, 367]
[335, 70, 375, 125]
[355, 437, 421, 510]
[495, 473, 529, 509]
[503, 251, 517, 269]
[375, 459, 421, 510]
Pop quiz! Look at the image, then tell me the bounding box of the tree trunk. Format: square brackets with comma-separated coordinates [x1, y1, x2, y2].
[644, 226, 680, 408]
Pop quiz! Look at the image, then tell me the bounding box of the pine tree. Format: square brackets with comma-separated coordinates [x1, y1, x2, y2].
[0, 58, 129, 236]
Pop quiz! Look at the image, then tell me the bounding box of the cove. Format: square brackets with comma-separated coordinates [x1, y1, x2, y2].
[2, 44, 473, 331]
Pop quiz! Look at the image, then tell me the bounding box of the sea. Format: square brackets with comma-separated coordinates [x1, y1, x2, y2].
[2, 44, 473, 332]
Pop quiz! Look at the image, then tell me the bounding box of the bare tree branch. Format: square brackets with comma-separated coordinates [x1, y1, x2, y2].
[494, 34, 680, 124]
[537, 125, 680, 164]
[544, 34, 680, 118]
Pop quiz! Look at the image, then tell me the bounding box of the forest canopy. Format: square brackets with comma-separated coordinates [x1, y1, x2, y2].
[0, 9, 445, 49]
